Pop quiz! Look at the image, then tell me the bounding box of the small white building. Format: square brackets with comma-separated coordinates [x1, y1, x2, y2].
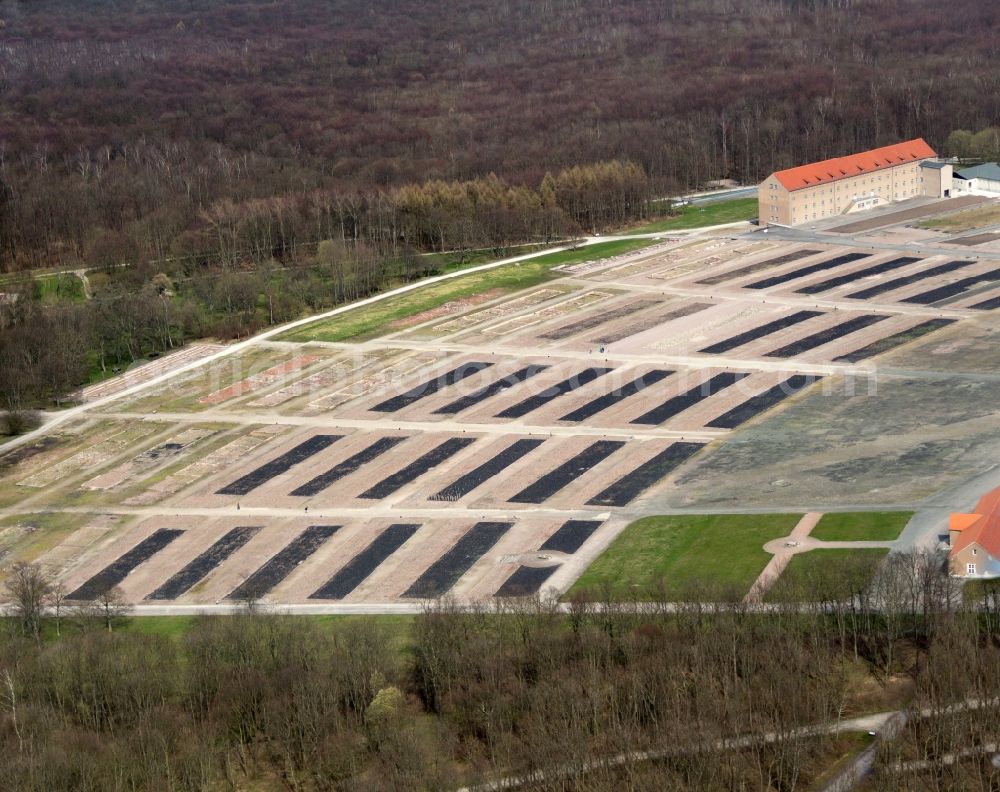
[953, 163, 1000, 197]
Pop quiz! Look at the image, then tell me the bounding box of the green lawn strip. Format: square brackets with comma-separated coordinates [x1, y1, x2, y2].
[36, 272, 86, 303]
[3, 614, 415, 653]
[527, 237, 653, 265]
[118, 615, 202, 639]
[280, 238, 655, 343]
[0, 479, 33, 510]
[279, 261, 555, 342]
[915, 204, 1000, 232]
[0, 271, 86, 302]
[424, 244, 549, 274]
[810, 512, 912, 542]
[118, 614, 417, 656]
[765, 548, 889, 604]
[626, 197, 758, 234]
[567, 513, 802, 601]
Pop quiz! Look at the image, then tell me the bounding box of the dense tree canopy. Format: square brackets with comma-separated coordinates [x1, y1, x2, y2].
[0, 0, 998, 272]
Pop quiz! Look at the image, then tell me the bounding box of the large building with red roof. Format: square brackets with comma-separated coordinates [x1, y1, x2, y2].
[758, 139, 938, 227]
[949, 485, 1000, 578]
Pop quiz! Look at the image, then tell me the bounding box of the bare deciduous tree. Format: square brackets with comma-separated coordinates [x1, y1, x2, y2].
[46, 580, 68, 637]
[95, 586, 131, 632]
[4, 562, 52, 641]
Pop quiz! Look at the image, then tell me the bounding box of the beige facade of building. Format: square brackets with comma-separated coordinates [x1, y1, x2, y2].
[758, 139, 937, 227]
[949, 540, 997, 579]
[920, 162, 953, 199]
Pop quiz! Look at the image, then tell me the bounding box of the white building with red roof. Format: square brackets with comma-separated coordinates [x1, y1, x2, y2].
[949, 486, 1000, 579]
[758, 138, 938, 227]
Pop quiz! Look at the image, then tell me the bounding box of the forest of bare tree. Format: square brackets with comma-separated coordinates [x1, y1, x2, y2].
[2, 553, 999, 790]
[1, 0, 999, 274]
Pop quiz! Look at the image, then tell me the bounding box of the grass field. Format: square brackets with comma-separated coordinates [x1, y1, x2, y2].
[36, 273, 86, 303]
[119, 612, 415, 640]
[627, 197, 757, 234]
[917, 203, 1000, 232]
[121, 615, 418, 662]
[0, 512, 91, 580]
[766, 548, 890, 603]
[281, 238, 654, 343]
[528, 238, 654, 265]
[5, 613, 419, 655]
[0, 272, 86, 303]
[810, 511, 912, 542]
[425, 244, 548, 274]
[567, 513, 802, 600]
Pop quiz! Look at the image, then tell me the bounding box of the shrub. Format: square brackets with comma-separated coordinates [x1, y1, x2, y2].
[1, 409, 42, 436]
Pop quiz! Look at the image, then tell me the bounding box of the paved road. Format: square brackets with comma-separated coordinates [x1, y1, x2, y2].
[0, 502, 926, 526]
[661, 186, 757, 205]
[890, 742, 1000, 773]
[688, 186, 758, 204]
[301, 334, 995, 384]
[42, 504, 610, 521]
[100, 409, 728, 442]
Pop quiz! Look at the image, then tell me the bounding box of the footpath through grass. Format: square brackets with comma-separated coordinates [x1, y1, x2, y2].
[281, 238, 654, 343]
[567, 513, 801, 600]
[810, 511, 912, 542]
[627, 197, 758, 234]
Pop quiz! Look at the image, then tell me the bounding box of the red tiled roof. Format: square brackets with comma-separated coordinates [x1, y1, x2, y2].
[975, 486, 1000, 517]
[951, 484, 1000, 560]
[772, 139, 937, 192]
[950, 513, 981, 533]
